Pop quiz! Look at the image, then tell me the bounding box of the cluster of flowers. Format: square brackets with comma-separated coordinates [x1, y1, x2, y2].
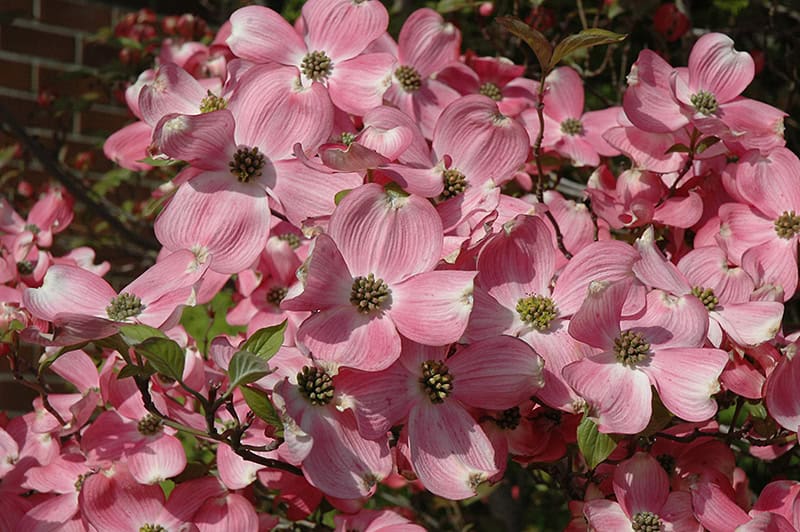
[2, 0, 800, 529]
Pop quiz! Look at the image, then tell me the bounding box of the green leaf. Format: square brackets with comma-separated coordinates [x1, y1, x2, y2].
[577, 416, 618, 469]
[665, 143, 691, 154]
[117, 363, 155, 379]
[228, 351, 271, 390]
[240, 321, 287, 360]
[550, 29, 627, 69]
[91, 168, 134, 196]
[94, 334, 133, 363]
[240, 385, 284, 436]
[0, 145, 16, 170]
[180, 292, 245, 355]
[135, 337, 185, 381]
[117, 36, 143, 50]
[496, 17, 553, 74]
[334, 188, 352, 205]
[119, 323, 167, 345]
[37, 341, 89, 374]
[696, 136, 721, 154]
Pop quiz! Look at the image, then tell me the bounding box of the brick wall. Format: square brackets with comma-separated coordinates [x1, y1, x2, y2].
[0, 0, 134, 414]
[0, 0, 134, 173]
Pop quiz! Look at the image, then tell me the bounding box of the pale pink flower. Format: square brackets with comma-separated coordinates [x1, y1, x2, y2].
[563, 280, 728, 434]
[382, 8, 463, 138]
[633, 227, 783, 347]
[465, 214, 593, 411]
[79, 465, 229, 531]
[272, 362, 393, 500]
[334, 508, 425, 531]
[584, 452, 701, 531]
[623, 34, 785, 152]
[717, 149, 800, 301]
[765, 341, 800, 433]
[282, 183, 476, 372]
[228, 0, 394, 115]
[23, 250, 207, 344]
[521, 66, 620, 167]
[337, 337, 542, 499]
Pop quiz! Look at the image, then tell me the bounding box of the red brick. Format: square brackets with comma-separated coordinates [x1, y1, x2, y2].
[38, 64, 110, 103]
[0, 94, 74, 130]
[40, 0, 111, 33]
[0, 58, 31, 91]
[0, 0, 33, 19]
[80, 108, 130, 135]
[0, 24, 75, 62]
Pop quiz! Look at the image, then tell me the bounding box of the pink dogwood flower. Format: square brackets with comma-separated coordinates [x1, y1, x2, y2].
[382, 8, 463, 138]
[23, 249, 207, 344]
[521, 66, 620, 167]
[583, 452, 701, 530]
[282, 183, 476, 372]
[337, 336, 542, 499]
[563, 280, 728, 434]
[227, 0, 394, 115]
[717, 149, 800, 301]
[272, 362, 393, 500]
[633, 227, 783, 347]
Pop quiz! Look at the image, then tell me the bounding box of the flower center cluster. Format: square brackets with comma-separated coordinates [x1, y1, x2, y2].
[106, 293, 144, 322]
[560, 117, 584, 136]
[140, 525, 167, 532]
[350, 273, 391, 314]
[199, 90, 227, 113]
[24, 223, 40, 234]
[440, 168, 468, 200]
[340, 132, 356, 146]
[419, 359, 454, 404]
[267, 286, 288, 307]
[16, 260, 33, 275]
[229, 146, 265, 183]
[691, 286, 718, 311]
[496, 406, 521, 430]
[301, 50, 333, 81]
[278, 232, 301, 249]
[516, 295, 558, 331]
[297, 366, 335, 406]
[774, 210, 800, 239]
[632, 511, 664, 532]
[74, 473, 86, 492]
[395, 65, 422, 92]
[614, 330, 651, 366]
[690, 90, 718, 116]
[479, 82, 503, 101]
[137, 414, 163, 436]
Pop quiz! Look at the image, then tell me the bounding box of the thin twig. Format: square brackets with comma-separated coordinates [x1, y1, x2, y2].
[0, 102, 160, 252]
[532, 78, 573, 259]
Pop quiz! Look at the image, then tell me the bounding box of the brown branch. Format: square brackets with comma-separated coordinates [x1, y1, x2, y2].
[532, 79, 573, 260]
[0, 102, 160, 252]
